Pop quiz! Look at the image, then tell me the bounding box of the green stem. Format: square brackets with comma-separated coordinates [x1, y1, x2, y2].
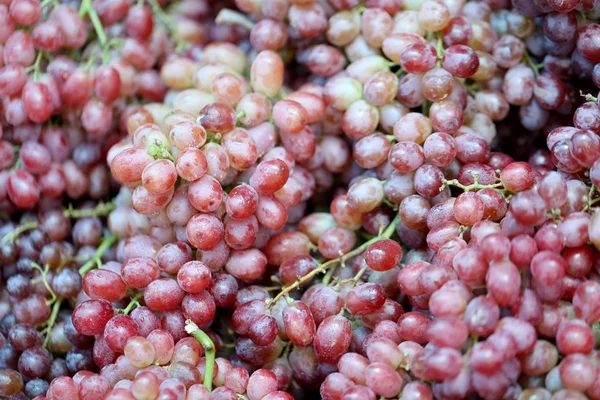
[147, 144, 176, 162]
[84, 51, 99, 71]
[147, 0, 174, 27]
[263, 286, 282, 292]
[79, 0, 107, 46]
[44, 299, 63, 348]
[25, 52, 44, 80]
[31, 263, 57, 305]
[40, 0, 58, 7]
[352, 265, 370, 285]
[185, 320, 216, 391]
[0, 220, 38, 245]
[353, 2, 366, 14]
[8, 156, 21, 172]
[442, 177, 504, 193]
[120, 292, 144, 315]
[146, 0, 186, 51]
[435, 33, 444, 67]
[466, 83, 479, 97]
[422, 99, 431, 116]
[207, 132, 222, 145]
[334, 264, 370, 290]
[101, 38, 123, 64]
[215, 8, 256, 30]
[321, 262, 338, 286]
[523, 50, 541, 77]
[0, 202, 117, 246]
[78, 235, 118, 276]
[268, 214, 400, 307]
[63, 200, 116, 219]
[580, 90, 598, 103]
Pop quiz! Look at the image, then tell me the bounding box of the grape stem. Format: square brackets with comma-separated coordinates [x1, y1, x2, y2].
[523, 50, 541, 77]
[353, 3, 366, 14]
[0, 202, 115, 245]
[215, 8, 256, 30]
[207, 132, 223, 144]
[79, 0, 107, 46]
[78, 235, 118, 276]
[147, 143, 176, 162]
[442, 177, 503, 193]
[63, 200, 116, 219]
[466, 82, 479, 96]
[118, 292, 144, 315]
[31, 262, 58, 306]
[422, 99, 431, 116]
[0, 220, 38, 245]
[40, 0, 59, 8]
[185, 320, 216, 391]
[580, 90, 598, 103]
[25, 52, 44, 80]
[43, 299, 63, 348]
[321, 261, 339, 286]
[146, 0, 187, 51]
[334, 264, 369, 290]
[435, 33, 444, 68]
[267, 213, 401, 309]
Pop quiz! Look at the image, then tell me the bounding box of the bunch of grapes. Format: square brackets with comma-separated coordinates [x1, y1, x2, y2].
[0, 0, 244, 212]
[2, 0, 600, 398]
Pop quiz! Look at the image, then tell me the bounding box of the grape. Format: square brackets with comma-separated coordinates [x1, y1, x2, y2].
[144, 279, 185, 312]
[364, 239, 402, 272]
[7, 169, 39, 209]
[104, 315, 138, 353]
[314, 316, 352, 363]
[282, 301, 315, 347]
[342, 99, 379, 140]
[364, 361, 403, 397]
[559, 354, 596, 391]
[121, 257, 160, 289]
[577, 24, 600, 63]
[250, 159, 289, 196]
[251, 19, 289, 51]
[124, 336, 155, 368]
[486, 260, 521, 306]
[318, 227, 356, 259]
[363, 71, 398, 106]
[442, 44, 480, 78]
[346, 283, 386, 316]
[499, 162, 535, 192]
[251, 50, 284, 97]
[72, 300, 114, 336]
[83, 269, 127, 302]
[222, 128, 259, 171]
[247, 369, 278, 400]
[8, 323, 38, 350]
[187, 214, 224, 251]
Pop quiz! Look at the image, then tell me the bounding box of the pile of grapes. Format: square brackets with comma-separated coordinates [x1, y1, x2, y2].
[2, 0, 600, 398]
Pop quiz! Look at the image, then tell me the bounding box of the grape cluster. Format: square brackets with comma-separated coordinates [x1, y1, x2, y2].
[0, 0, 241, 212]
[2, 0, 600, 398]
